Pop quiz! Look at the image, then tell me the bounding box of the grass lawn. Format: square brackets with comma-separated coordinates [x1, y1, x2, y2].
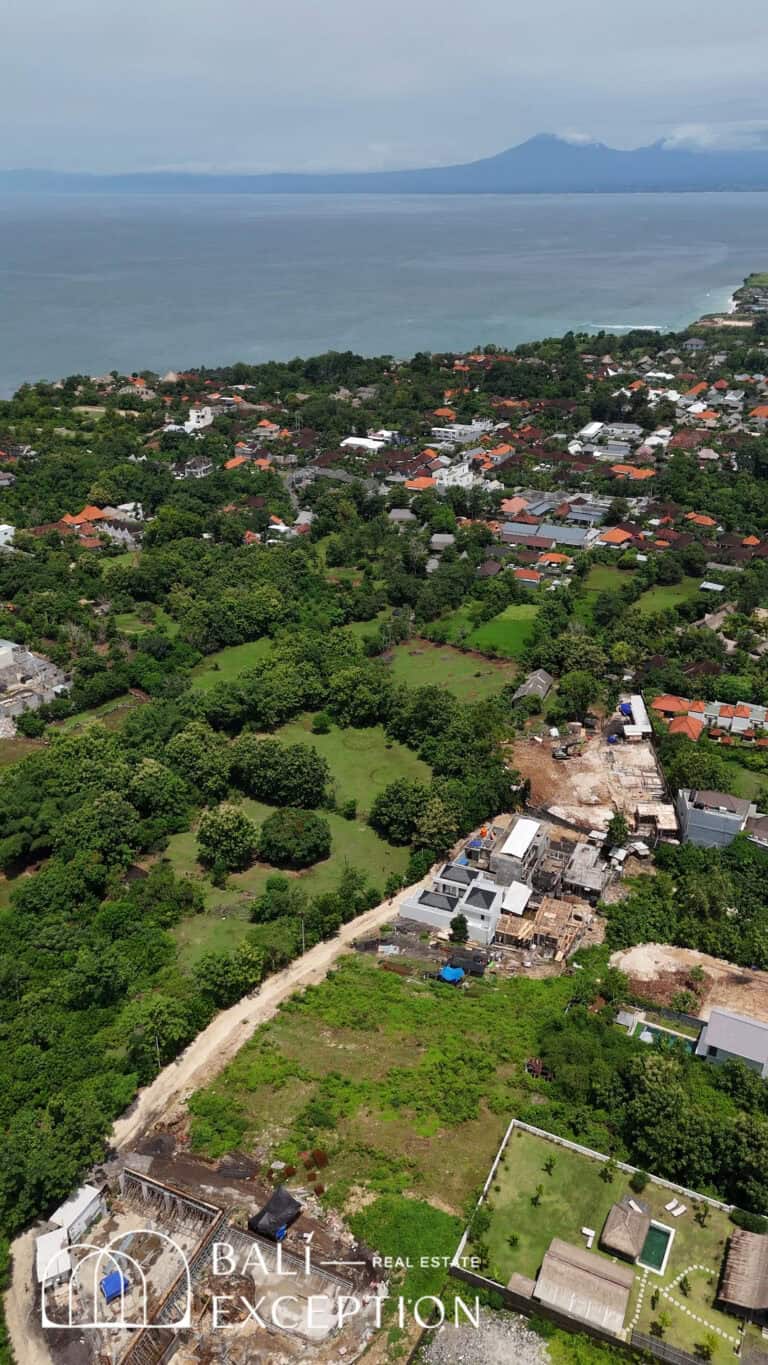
[467, 604, 539, 658]
[273, 717, 431, 813]
[54, 694, 141, 734]
[0, 736, 44, 767]
[103, 550, 141, 571]
[191, 638, 273, 689]
[167, 796, 412, 967]
[385, 639, 516, 701]
[474, 1127, 740, 1363]
[635, 578, 703, 615]
[723, 759, 768, 802]
[583, 565, 632, 593]
[115, 606, 179, 637]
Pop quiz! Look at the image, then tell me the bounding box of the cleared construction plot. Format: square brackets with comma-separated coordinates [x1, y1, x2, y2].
[611, 944, 768, 1023]
[510, 733, 666, 831]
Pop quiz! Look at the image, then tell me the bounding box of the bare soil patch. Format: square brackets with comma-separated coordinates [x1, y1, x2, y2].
[611, 943, 768, 1021]
[510, 732, 665, 830]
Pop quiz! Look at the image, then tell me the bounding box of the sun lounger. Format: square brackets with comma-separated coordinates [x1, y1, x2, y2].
[581, 1227, 595, 1249]
[672, 1204, 687, 1217]
[665, 1199, 679, 1212]
[628, 1199, 642, 1213]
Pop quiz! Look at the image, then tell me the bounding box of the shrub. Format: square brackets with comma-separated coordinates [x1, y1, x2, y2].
[312, 711, 332, 734]
[259, 809, 331, 869]
[630, 1170, 649, 1193]
[731, 1208, 768, 1234]
[197, 804, 259, 871]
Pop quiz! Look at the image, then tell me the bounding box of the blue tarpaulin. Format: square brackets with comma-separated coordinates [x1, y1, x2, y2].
[100, 1271, 129, 1305]
[439, 965, 465, 984]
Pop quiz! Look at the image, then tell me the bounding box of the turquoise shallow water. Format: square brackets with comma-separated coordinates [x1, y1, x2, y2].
[1, 189, 767, 394]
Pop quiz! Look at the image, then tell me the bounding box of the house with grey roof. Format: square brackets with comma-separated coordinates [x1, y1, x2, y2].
[676, 789, 754, 847]
[695, 1008, 768, 1078]
[536, 523, 589, 548]
[398, 862, 504, 945]
[512, 669, 554, 704]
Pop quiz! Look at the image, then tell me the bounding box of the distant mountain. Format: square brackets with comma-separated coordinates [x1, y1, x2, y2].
[5, 134, 768, 195]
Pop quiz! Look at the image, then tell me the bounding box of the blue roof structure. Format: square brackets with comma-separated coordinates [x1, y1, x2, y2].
[100, 1271, 129, 1305]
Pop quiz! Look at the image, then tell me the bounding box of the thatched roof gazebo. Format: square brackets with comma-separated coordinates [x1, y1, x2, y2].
[600, 1200, 651, 1262]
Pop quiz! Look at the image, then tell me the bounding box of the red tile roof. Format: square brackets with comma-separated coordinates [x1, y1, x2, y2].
[651, 694, 690, 715]
[669, 715, 704, 741]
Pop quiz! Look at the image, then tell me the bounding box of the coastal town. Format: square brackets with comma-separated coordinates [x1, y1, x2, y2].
[5, 282, 768, 1365]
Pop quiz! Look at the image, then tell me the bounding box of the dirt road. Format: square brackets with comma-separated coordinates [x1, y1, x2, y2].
[111, 876, 430, 1151]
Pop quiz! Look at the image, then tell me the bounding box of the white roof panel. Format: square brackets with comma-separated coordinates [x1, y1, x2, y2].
[501, 818, 540, 860]
[502, 882, 533, 916]
[36, 1228, 71, 1283]
[51, 1184, 101, 1232]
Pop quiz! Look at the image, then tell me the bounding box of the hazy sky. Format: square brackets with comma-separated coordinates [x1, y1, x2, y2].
[4, 0, 768, 171]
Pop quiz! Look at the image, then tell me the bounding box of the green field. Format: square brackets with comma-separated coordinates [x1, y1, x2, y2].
[115, 606, 179, 637]
[635, 578, 703, 615]
[0, 736, 44, 768]
[474, 1127, 742, 1363]
[191, 638, 274, 689]
[103, 550, 141, 571]
[54, 694, 141, 734]
[168, 786, 413, 966]
[467, 604, 539, 658]
[723, 759, 768, 802]
[273, 717, 431, 811]
[385, 639, 516, 700]
[188, 954, 574, 1207]
[583, 565, 632, 593]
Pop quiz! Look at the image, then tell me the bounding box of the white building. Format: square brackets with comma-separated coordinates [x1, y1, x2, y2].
[183, 405, 214, 434]
[490, 817, 548, 886]
[51, 1184, 105, 1243]
[35, 1228, 71, 1288]
[398, 862, 504, 946]
[695, 1009, 768, 1078]
[340, 436, 387, 453]
[430, 420, 494, 444]
[433, 459, 476, 491]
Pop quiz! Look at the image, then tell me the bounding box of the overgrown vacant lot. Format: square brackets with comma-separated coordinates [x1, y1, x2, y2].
[466, 603, 539, 658]
[582, 564, 631, 594]
[384, 638, 517, 700]
[426, 603, 539, 660]
[188, 955, 574, 1211]
[476, 1127, 742, 1363]
[115, 605, 179, 637]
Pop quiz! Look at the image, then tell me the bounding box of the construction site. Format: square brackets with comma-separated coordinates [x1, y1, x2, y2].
[32, 1145, 381, 1365]
[510, 707, 675, 837]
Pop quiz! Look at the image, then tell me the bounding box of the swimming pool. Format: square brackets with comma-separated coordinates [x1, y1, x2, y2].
[633, 1021, 695, 1054]
[638, 1221, 675, 1275]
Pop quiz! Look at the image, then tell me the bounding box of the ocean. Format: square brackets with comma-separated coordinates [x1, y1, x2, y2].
[1, 190, 767, 395]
